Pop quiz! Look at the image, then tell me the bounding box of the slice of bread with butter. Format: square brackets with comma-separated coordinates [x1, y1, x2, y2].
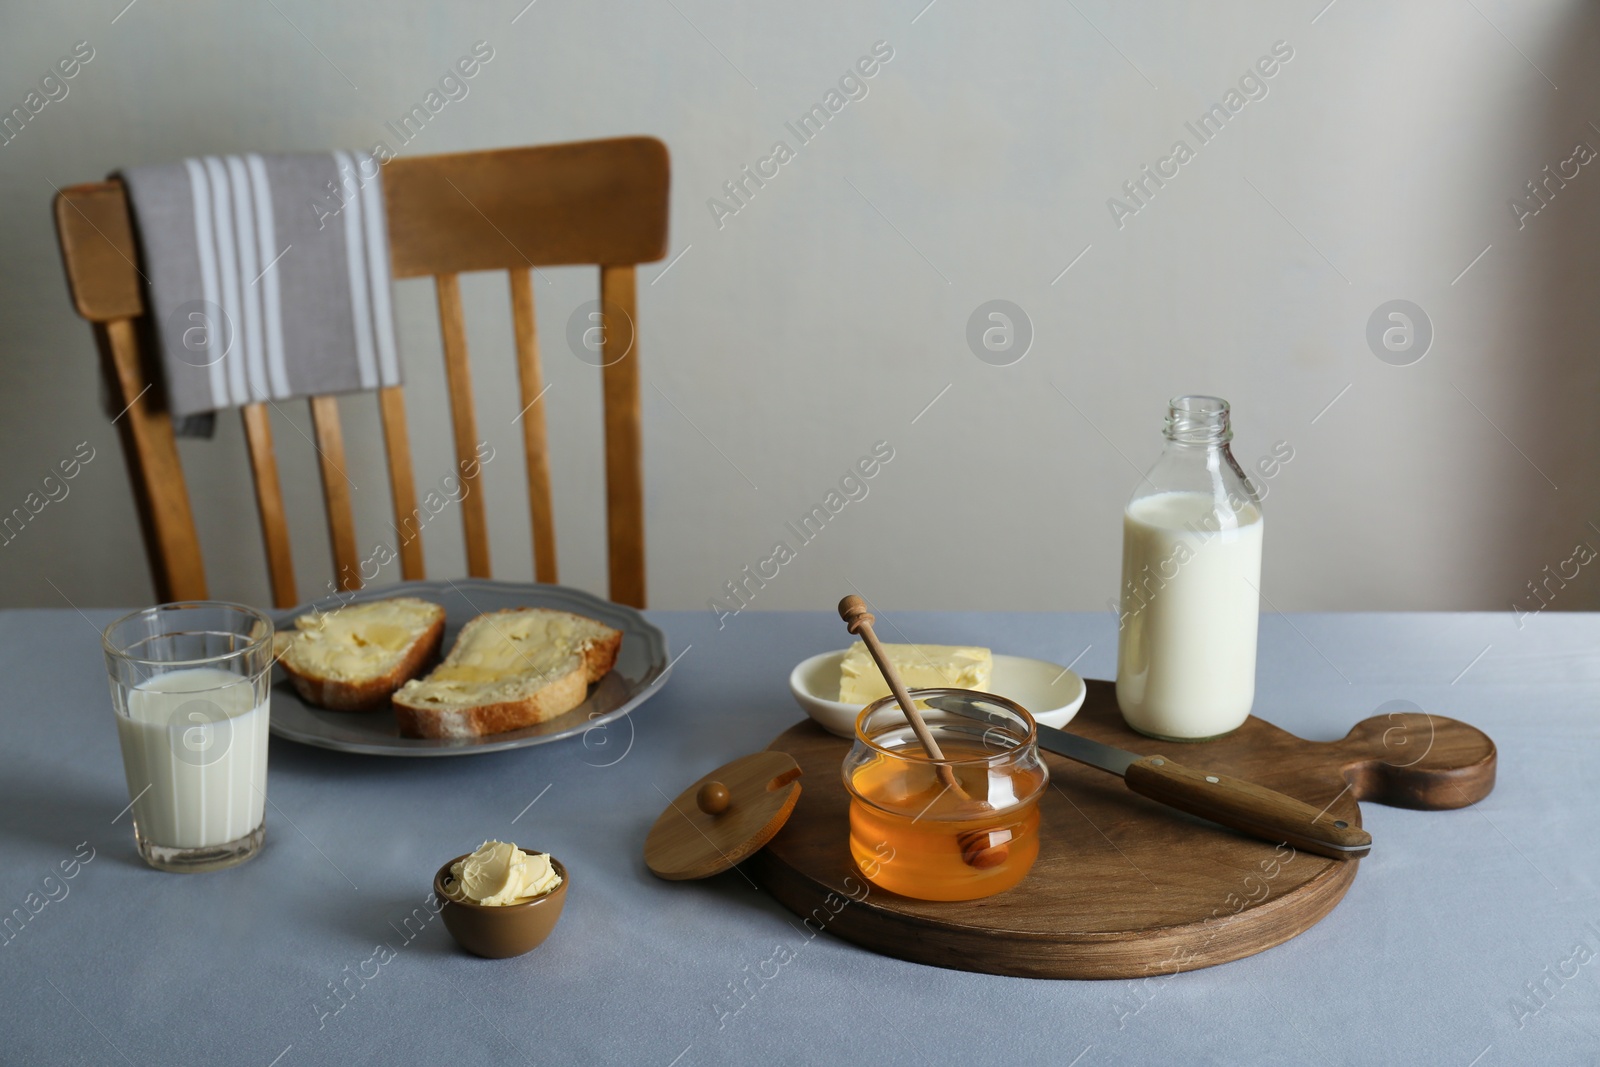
[274, 597, 446, 711]
[393, 608, 623, 739]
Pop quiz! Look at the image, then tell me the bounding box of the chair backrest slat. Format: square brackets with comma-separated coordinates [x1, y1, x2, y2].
[53, 185, 208, 603]
[377, 384, 426, 582]
[433, 273, 492, 578]
[101, 318, 209, 603]
[509, 268, 558, 584]
[53, 182, 142, 320]
[308, 395, 362, 592]
[240, 402, 298, 607]
[599, 264, 646, 608]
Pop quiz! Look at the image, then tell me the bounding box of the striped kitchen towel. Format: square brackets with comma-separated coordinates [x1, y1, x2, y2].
[120, 151, 400, 436]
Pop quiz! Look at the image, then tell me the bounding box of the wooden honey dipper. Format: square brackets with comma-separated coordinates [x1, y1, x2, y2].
[838, 596, 1012, 869]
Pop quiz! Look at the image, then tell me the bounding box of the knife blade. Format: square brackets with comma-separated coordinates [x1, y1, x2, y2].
[1032, 719, 1372, 861]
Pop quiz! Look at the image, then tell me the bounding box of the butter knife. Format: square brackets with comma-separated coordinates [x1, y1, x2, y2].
[1031, 720, 1371, 860]
[925, 687, 1371, 861]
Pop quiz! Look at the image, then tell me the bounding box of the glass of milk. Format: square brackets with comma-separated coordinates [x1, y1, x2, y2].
[1115, 396, 1263, 741]
[102, 602, 275, 872]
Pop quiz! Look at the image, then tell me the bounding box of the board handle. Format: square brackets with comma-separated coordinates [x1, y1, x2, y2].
[1332, 712, 1497, 811]
[1125, 757, 1372, 860]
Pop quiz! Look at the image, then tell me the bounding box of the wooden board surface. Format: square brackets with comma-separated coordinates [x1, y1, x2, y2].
[748, 679, 1496, 979]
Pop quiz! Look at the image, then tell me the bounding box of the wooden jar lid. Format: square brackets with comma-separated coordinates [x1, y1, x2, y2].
[645, 751, 803, 880]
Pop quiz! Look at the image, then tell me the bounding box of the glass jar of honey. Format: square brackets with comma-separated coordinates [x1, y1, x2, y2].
[842, 689, 1048, 902]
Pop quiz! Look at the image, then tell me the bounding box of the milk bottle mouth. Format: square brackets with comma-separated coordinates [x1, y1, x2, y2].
[1164, 395, 1232, 445]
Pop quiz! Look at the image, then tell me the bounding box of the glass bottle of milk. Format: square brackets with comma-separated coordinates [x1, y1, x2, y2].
[1115, 396, 1263, 741]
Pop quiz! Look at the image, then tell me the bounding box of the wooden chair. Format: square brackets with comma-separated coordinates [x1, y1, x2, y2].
[52, 137, 668, 609]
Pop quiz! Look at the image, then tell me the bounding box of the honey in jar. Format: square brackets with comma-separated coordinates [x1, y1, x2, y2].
[842, 689, 1048, 902]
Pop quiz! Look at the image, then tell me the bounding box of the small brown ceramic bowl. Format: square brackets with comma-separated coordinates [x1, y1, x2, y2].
[434, 854, 569, 959]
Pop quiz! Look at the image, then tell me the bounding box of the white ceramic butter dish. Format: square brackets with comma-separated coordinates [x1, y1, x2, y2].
[788, 649, 1087, 738]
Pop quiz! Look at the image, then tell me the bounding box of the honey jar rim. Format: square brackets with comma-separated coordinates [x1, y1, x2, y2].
[852, 687, 1038, 762]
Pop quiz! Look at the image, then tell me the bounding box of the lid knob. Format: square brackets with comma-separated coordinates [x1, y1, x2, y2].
[697, 781, 731, 815]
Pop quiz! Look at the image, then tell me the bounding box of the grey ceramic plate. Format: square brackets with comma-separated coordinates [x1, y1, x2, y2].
[268, 579, 672, 757]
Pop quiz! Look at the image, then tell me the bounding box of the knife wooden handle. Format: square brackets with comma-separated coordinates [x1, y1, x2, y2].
[1124, 756, 1372, 860]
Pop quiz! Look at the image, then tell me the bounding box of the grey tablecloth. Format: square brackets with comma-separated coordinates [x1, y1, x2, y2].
[1, 608, 1594, 1065]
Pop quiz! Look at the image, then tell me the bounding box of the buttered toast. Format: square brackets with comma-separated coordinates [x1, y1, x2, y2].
[392, 608, 622, 739]
[274, 597, 446, 712]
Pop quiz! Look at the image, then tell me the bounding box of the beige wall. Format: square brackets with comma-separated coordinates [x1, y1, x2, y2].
[4, 1, 1599, 618]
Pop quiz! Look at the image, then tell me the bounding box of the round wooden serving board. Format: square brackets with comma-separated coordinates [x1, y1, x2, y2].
[747, 680, 1496, 979]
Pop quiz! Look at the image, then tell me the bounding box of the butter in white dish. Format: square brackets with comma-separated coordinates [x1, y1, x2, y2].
[838, 642, 992, 705]
[448, 840, 562, 905]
